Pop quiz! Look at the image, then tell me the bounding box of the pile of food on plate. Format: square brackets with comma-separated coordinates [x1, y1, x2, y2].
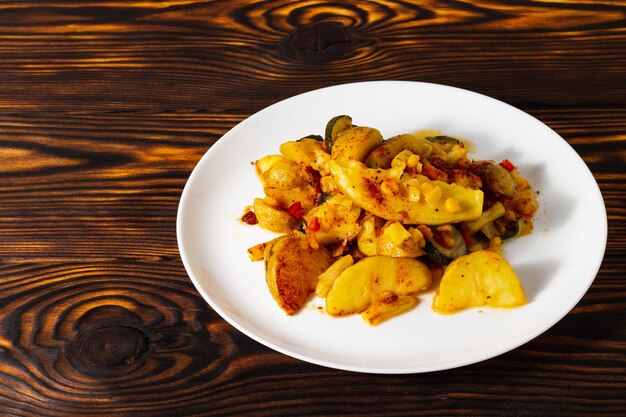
[242, 115, 539, 325]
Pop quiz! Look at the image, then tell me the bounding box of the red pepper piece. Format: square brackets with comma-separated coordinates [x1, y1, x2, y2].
[287, 201, 304, 219]
[308, 216, 321, 232]
[500, 159, 516, 172]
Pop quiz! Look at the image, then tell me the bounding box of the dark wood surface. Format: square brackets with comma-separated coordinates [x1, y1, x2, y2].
[1, 1, 624, 416]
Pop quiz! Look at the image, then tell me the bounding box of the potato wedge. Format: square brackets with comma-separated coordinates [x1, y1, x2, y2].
[432, 250, 527, 314]
[331, 126, 383, 162]
[261, 157, 318, 210]
[255, 154, 282, 177]
[279, 138, 331, 176]
[325, 256, 432, 316]
[330, 159, 483, 225]
[253, 198, 297, 233]
[266, 232, 333, 315]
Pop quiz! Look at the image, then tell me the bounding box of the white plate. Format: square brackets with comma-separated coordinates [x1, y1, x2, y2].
[177, 81, 607, 374]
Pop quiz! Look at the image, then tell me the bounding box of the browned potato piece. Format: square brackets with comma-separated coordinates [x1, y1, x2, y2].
[253, 198, 297, 233]
[279, 138, 330, 175]
[261, 157, 317, 210]
[331, 126, 383, 162]
[265, 232, 333, 315]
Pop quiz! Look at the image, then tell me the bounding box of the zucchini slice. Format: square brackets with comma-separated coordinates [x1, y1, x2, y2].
[426, 135, 461, 153]
[324, 115, 352, 152]
[480, 216, 521, 240]
[425, 225, 467, 265]
[300, 134, 323, 142]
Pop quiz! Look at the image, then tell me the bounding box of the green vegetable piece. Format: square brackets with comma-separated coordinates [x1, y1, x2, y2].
[325, 115, 352, 152]
[299, 134, 323, 142]
[426, 135, 462, 153]
[425, 226, 467, 265]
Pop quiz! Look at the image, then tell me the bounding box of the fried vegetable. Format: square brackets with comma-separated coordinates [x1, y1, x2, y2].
[261, 157, 318, 210]
[445, 144, 468, 164]
[316, 254, 354, 298]
[255, 154, 283, 177]
[265, 232, 333, 315]
[508, 170, 539, 217]
[425, 225, 467, 265]
[304, 194, 361, 246]
[474, 161, 518, 198]
[253, 198, 298, 233]
[376, 221, 425, 258]
[325, 256, 432, 316]
[362, 294, 419, 326]
[247, 241, 268, 262]
[464, 201, 506, 234]
[248, 236, 284, 263]
[263, 237, 283, 269]
[331, 126, 383, 162]
[365, 134, 435, 168]
[330, 159, 483, 225]
[432, 250, 527, 314]
[325, 115, 352, 152]
[279, 138, 330, 175]
[481, 217, 521, 240]
[426, 135, 461, 153]
[356, 213, 383, 256]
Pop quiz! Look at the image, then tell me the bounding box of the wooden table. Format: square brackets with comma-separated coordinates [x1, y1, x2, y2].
[1, 1, 624, 416]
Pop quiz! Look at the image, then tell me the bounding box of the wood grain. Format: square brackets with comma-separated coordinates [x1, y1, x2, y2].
[0, 0, 625, 112]
[0, 1, 625, 416]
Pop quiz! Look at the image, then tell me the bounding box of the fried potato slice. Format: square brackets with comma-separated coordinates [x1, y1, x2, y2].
[261, 157, 318, 210]
[279, 138, 331, 176]
[325, 256, 432, 316]
[330, 159, 483, 225]
[265, 232, 333, 315]
[253, 198, 297, 233]
[432, 250, 527, 314]
[331, 126, 383, 162]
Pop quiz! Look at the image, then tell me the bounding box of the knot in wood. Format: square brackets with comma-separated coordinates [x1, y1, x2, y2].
[69, 325, 150, 377]
[279, 21, 359, 63]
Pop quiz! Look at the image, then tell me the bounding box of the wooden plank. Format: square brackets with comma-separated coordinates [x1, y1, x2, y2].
[0, 260, 623, 416]
[0, 1, 624, 112]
